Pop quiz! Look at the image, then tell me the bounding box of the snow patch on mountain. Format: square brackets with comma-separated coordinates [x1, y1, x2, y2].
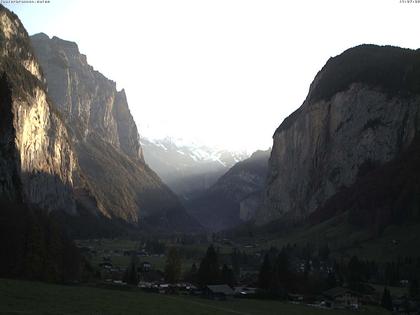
[141, 136, 250, 199]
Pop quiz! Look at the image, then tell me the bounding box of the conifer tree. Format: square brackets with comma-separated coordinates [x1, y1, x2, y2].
[381, 288, 393, 311]
[165, 247, 182, 283]
[258, 253, 273, 290]
[198, 245, 220, 286]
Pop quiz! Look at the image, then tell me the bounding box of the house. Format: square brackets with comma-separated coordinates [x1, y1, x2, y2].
[172, 283, 197, 295]
[190, 288, 203, 296]
[392, 295, 419, 314]
[158, 283, 170, 294]
[99, 262, 113, 269]
[138, 281, 153, 289]
[323, 287, 361, 310]
[139, 270, 164, 283]
[204, 285, 234, 300]
[234, 286, 257, 297]
[288, 293, 304, 303]
[140, 261, 152, 272]
[136, 262, 154, 281]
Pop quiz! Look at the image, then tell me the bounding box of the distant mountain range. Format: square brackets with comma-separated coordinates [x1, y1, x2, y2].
[141, 137, 249, 199]
[187, 149, 270, 231]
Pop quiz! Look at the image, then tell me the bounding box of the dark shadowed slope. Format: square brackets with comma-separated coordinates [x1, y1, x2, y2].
[188, 150, 270, 231]
[0, 5, 86, 281]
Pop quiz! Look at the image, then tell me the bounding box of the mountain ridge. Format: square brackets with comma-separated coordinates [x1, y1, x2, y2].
[29, 32, 199, 232]
[141, 136, 249, 199]
[0, 6, 80, 214]
[259, 44, 420, 226]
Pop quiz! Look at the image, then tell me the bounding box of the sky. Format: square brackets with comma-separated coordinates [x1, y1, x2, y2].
[3, 0, 420, 152]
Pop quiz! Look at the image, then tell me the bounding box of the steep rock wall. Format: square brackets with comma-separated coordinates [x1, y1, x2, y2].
[31, 33, 192, 227]
[0, 6, 77, 213]
[259, 45, 420, 224]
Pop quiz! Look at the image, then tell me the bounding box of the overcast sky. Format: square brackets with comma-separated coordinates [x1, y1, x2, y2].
[4, 0, 420, 152]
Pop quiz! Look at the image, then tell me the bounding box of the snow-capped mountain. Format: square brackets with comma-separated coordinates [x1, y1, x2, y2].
[186, 149, 271, 231]
[141, 137, 249, 199]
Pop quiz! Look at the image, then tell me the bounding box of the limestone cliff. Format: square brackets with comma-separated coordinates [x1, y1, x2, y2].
[0, 6, 77, 213]
[30, 33, 195, 228]
[31, 33, 142, 161]
[258, 45, 420, 225]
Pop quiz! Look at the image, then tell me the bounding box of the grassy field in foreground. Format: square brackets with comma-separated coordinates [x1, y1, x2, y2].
[0, 279, 391, 315]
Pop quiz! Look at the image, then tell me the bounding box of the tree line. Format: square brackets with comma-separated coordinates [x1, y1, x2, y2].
[160, 243, 420, 302]
[0, 200, 89, 282]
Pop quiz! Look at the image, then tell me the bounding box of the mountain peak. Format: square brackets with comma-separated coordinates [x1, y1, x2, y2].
[30, 33, 198, 232]
[261, 44, 420, 225]
[141, 136, 250, 199]
[31, 32, 50, 40]
[276, 44, 420, 135]
[0, 5, 77, 213]
[307, 44, 420, 104]
[51, 36, 80, 53]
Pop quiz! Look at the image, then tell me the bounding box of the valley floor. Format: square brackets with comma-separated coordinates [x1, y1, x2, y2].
[0, 279, 390, 315]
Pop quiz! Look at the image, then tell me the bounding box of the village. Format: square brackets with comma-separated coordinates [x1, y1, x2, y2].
[76, 237, 420, 314]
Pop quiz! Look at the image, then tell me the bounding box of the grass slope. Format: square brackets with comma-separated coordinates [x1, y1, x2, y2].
[247, 215, 420, 262]
[0, 279, 389, 315]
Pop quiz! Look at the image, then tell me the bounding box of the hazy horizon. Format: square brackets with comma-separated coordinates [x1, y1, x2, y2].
[4, 0, 420, 152]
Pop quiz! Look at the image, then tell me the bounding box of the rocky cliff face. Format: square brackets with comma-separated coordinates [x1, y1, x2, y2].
[0, 6, 77, 213]
[30, 33, 195, 229]
[31, 33, 142, 161]
[258, 45, 420, 225]
[188, 149, 270, 231]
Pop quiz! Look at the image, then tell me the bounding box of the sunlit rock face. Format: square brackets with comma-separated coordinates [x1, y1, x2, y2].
[31, 33, 143, 161]
[31, 33, 194, 228]
[0, 6, 77, 213]
[258, 45, 420, 225]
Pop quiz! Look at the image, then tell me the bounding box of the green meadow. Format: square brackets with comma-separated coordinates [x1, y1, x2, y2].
[0, 279, 390, 315]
